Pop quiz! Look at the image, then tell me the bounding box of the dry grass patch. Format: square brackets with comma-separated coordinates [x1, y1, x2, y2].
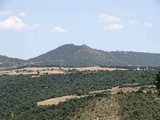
[0, 67, 66, 76]
[37, 86, 140, 106]
[37, 95, 87, 106]
[74, 66, 127, 71]
[109, 86, 140, 94]
[0, 66, 127, 76]
[89, 86, 141, 95]
[89, 90, 107, 94]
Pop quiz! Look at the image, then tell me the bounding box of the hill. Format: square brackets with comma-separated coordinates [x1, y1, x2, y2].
[29, 44, 126, 67]
[0, 55, 28, 69]
[1, 44, 160, 68]
[29, 44, 160, 67]
[110, 51, 160, 67]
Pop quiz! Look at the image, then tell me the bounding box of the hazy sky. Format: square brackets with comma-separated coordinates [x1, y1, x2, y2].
[0, 0, 160, 59]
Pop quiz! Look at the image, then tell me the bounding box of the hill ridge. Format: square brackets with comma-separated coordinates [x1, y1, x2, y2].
[28, 44, 160, 67]
[1, 44, 160, 68]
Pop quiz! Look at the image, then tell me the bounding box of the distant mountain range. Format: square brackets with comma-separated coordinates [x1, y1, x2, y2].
[1, 44, 160, 69]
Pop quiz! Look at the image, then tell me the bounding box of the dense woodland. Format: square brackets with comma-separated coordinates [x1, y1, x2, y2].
[118, 92, 160, 120]
[0, 69, 159, 119]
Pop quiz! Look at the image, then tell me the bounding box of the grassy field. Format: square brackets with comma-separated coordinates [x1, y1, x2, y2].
[37, 95, 87, 106]
[0, 66, 127, 76]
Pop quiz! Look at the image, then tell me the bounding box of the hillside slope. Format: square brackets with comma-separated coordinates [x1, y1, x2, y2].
[29, 44, 160, 67]
[29, 44, 126, 67]
[0, 55, 28, 69]
[1, 44, 160, 68]
[111, 51, 160, 67]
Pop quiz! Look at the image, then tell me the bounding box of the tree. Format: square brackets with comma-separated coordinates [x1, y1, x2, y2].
[155, 71, 160, 95]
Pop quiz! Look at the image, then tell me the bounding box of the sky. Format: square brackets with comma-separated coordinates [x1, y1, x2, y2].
[0, 0, 160, 59]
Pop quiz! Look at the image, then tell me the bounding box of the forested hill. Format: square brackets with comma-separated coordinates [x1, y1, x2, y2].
[28, 44, 125, 67]
[0, 55, 28, 69]
[110, 51, 160, 67]
[1, 44, 160, 68]
[29, 44, 160, 67]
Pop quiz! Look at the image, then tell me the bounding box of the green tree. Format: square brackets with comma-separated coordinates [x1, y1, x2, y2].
[155, 71, 160, 95]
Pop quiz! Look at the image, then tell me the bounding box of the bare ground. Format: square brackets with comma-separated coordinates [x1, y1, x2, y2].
[37, 86, 140, 106]
[109, 86, 140, 94]
[37, 95, 87, 106]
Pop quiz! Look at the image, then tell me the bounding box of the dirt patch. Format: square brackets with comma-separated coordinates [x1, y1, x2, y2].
[37, 95, 87, 106]
[109, 86, 140, 94]
[89, 86, 140, 95]
[37, 86, 140, 106]
[89, 90, 107, 94]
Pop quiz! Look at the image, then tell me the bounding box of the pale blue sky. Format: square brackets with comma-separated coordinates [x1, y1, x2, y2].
[0, 0, 160, 59]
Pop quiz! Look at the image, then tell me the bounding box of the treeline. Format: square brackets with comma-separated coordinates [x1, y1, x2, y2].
[0, 69, 158, 119]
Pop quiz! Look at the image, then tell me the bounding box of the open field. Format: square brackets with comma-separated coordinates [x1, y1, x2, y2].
[0, 66, 127, 76]
[37, 95, 87, 106]
[37, 85, 155, 106]
[71, 66, 127, 71]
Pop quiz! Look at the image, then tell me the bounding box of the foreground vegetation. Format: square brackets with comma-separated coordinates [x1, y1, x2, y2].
[1, 91, 160, 120]
[0, 69, 159, 119]
[118, 92, 160, 120]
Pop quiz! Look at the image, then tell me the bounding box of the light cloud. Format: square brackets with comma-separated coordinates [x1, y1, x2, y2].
[0, 16, 41, 31]
[143, 22, 153, 28]
[19, 12, 27, 17]
[50, 27, 68, 33]
[129, 19, 138, 25]
[0, 16, 26, 30]
[99, 13, 121, 22]
[103, 24, 124, 30]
